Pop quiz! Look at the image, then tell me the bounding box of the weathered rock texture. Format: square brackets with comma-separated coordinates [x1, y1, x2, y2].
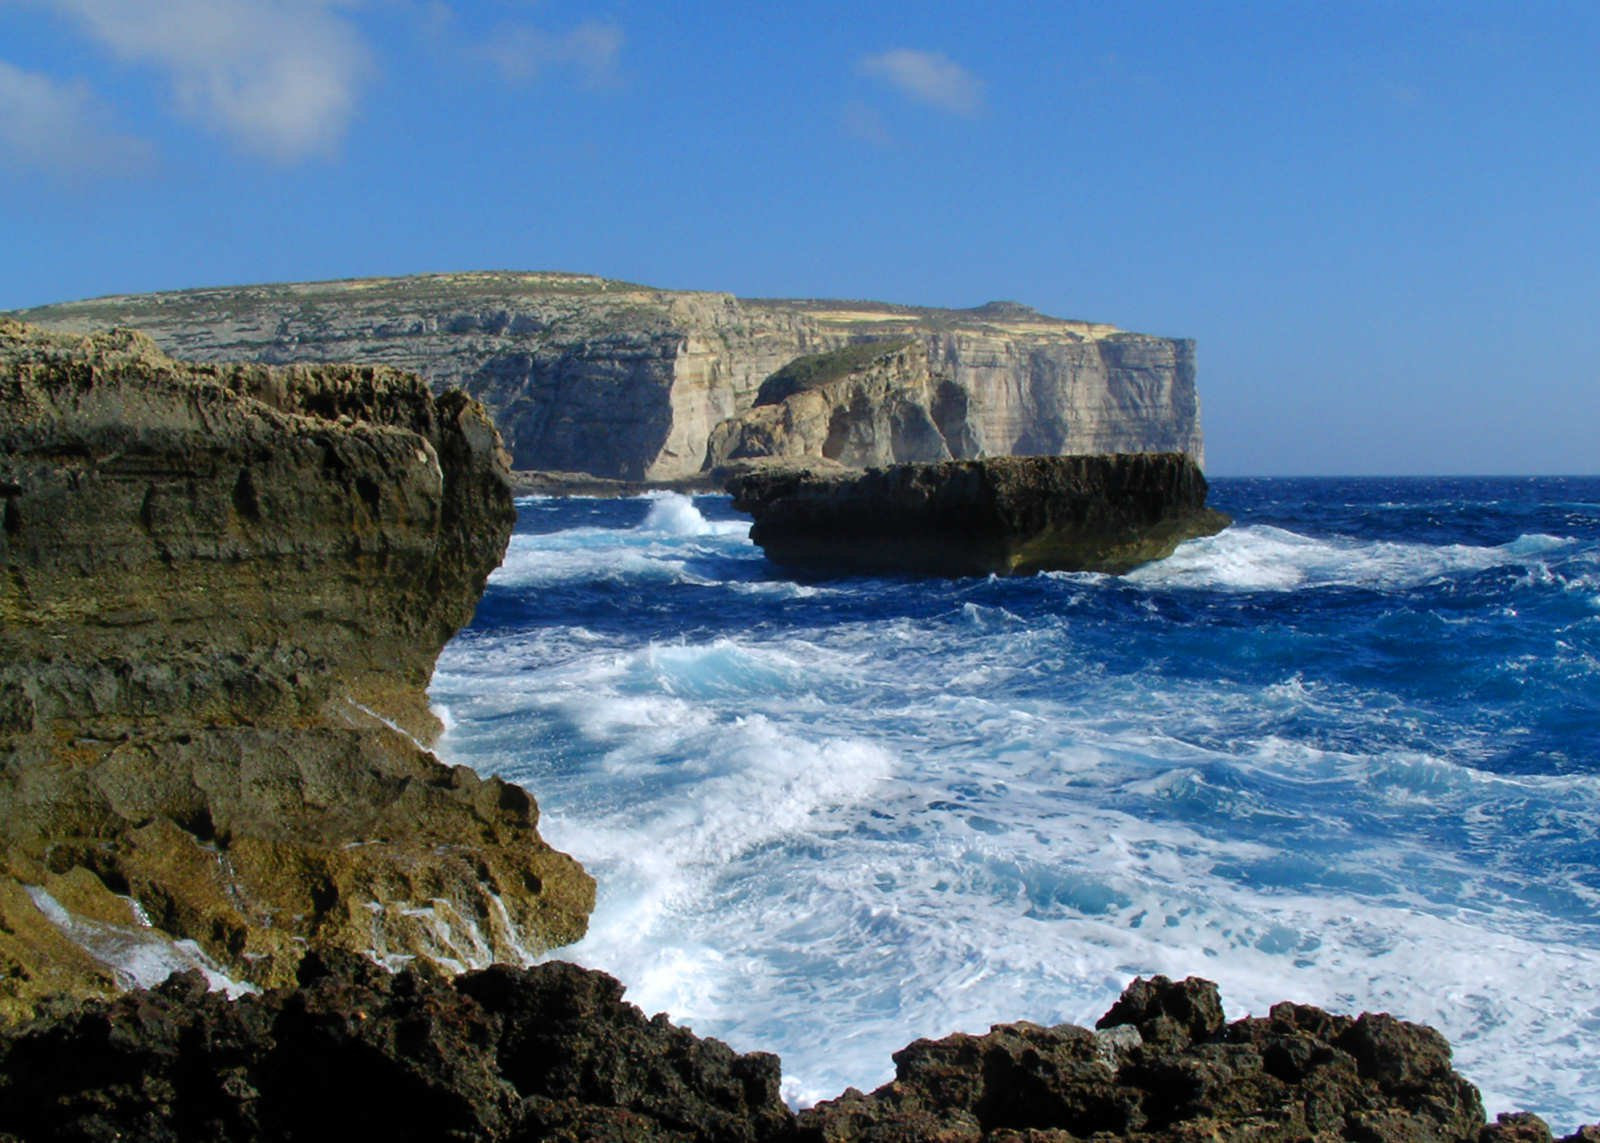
[1, 964, 1589, 1142]
[9, 274, 1205, 481]
[0, 319, 593, 1020]
[707, 341, 962, 471]
[0, 953, 790, 1143]
[727, 453, 1230, 578]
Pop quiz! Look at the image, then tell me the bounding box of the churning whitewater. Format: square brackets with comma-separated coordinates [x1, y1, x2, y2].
[430, 477, 1600, 1130]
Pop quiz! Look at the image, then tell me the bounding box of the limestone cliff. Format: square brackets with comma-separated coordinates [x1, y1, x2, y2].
[706, 341, 960, 470]
[9, 273, 1206, 481]
[0, 319, 594, 1020]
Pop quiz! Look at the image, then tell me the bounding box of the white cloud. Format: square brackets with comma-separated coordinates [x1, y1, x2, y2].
[0, 59, 153, 175]
[858, 48, 983, 117]
[40, 0, 372, 162]
[483, 20, 623, 88]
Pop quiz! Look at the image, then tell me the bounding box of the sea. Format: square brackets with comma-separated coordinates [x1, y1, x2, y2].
[429, 475, 1600, 1130]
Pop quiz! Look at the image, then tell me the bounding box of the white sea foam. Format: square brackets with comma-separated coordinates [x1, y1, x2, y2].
[487, 497, 751, 589]
[490, 530, 705, 587]
[25, 886, 255, 997]
[641, 491, 751, 538]
[1131, 525, 1576, 593]
[431, 497, 1600, 1130]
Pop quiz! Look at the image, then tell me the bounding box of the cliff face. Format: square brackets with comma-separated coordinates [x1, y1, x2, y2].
[9, 273, 1206, 481]
[706, 341, 960, 470]
[0, 320, 594, 1020]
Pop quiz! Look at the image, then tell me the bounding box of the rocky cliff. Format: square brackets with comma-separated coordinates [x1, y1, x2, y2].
[8, 273, 1205, 482]
[728, 454, 1230, 577]
[0, 319, 593, 1020]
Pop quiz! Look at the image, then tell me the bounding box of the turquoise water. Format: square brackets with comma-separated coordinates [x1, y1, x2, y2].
[431, 476, 1600, 1128]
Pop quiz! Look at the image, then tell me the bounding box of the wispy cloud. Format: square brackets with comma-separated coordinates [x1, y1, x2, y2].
[858, 48, 983, 117]
[841, 100, 893, 147]
[39, 0, 372, 162]
[0, 59, 153, 175]
[482, 20, 623, 88]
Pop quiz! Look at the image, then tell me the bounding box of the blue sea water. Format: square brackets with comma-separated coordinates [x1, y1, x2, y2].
[430, 476, 1600, 1129]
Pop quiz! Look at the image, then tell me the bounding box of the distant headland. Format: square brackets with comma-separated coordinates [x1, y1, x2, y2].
[9, 271, 1205, 484]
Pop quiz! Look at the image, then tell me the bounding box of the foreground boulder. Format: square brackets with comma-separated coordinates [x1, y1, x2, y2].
[1, 966, 1589, 1142]
[727, 453, 1230, 577]
[0, 952, 790, 1143]
[0, 319, 593, 1018]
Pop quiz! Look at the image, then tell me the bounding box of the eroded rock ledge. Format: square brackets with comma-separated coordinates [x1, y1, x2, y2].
[0, 961, 1589, 1142]
[0, 319, 593, 1019]
[727, 453, 1231, 578]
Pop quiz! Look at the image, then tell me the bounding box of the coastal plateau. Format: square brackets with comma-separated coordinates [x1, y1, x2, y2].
[0, 319, 593, 1018]
[8, 273, 1205, 482]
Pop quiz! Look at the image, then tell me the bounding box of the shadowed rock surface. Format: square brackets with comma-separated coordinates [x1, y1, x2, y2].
[0, 319, 593, 1019]
[8, 273, 1206, 481]
[727, 453, 1230, 577]
[1, 965, 1589, 1142]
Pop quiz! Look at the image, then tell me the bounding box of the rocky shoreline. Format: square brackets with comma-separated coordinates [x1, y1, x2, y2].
[0, 955, 1590, 1142]
[1, 319, 1593, 1138]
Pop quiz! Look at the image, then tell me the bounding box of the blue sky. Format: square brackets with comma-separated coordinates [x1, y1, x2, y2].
[2, 1, 1596, 475]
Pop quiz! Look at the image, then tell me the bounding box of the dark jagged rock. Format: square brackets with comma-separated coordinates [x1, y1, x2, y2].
[727, 453, 1230, 577]
[2, 968, 1590, 1142]
[0, 319, 593, 1018]
[796, 975, 1591, 1143]
[0, 954, 787, 1143]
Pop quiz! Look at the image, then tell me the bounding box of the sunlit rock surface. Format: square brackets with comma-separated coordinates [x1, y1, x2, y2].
[0, 320, 593, 1019]
[10, 274, 1206, 481]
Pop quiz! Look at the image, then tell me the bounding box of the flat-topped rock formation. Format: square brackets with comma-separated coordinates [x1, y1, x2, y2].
[727, 453, 1230, 578]
[1, 962, 1589, 1141]
[8, 272, 1206, 482]
[0, 319, 593, 1019]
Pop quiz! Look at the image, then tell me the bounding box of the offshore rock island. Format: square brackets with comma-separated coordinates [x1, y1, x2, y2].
[10, 272, 1206, 482]
[728, 453, 1230, 577]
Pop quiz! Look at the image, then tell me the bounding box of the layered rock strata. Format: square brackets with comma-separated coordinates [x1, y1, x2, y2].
[0, 319, 593, 1020]
[1, 962, 1589, 1142]
[727, 453, 1230, 577]
[9, 273, 1206, 481]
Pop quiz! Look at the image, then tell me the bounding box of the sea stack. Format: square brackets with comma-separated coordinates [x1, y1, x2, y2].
[726, 452, 1231, 577]
[0, 319, 593, 1018]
